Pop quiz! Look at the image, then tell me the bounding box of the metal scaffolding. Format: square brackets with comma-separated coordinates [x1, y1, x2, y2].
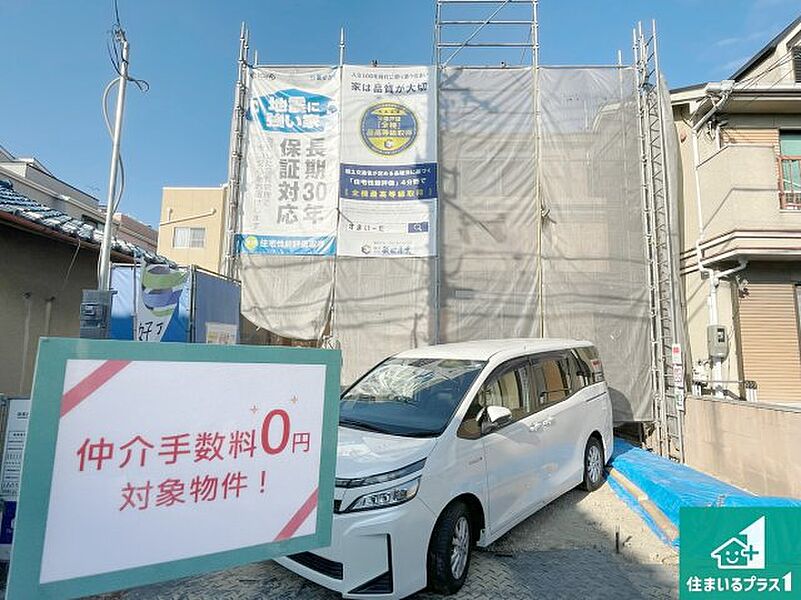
[633, 21, 684, 461]
[228, 12, 685, 455]
[435, 0, 539, 67]
[223, 24, 251, 279]
[435, 7, 684, 458]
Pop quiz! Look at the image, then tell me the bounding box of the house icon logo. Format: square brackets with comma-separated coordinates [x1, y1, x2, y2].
[710, 516, 765, 570]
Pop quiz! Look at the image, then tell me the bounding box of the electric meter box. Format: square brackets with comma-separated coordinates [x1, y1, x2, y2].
[707, 325, 729, 360]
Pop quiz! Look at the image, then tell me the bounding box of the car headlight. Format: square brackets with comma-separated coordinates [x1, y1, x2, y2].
[336, 458, 426, 488]
[344, 477, 421, 512]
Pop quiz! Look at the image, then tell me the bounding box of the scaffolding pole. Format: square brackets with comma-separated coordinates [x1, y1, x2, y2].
[532, 0, 544, 337]
[223, 24, 250, 279]
[633, 21, 683, 461]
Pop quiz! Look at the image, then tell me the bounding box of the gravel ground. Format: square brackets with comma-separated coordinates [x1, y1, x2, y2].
[99, 481, 678, 600]
[489, 482, 678, 566]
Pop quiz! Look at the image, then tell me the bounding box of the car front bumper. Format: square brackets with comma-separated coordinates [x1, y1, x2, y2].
[275, 496, 437, 599]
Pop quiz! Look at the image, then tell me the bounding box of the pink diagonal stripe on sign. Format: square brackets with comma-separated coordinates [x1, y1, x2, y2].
[274, 487, 319, 541]
[60, 360, 131, 417]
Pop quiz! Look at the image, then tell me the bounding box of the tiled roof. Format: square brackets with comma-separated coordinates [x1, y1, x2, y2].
[0, 179, 169, 264]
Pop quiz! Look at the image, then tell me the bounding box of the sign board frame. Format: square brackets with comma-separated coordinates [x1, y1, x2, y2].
[7, 338, 340, 599]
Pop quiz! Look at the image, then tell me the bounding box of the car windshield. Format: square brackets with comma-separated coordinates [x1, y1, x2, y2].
[340, 358, 486, 438]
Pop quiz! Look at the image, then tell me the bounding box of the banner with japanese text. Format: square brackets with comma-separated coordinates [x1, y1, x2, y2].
[134, 264, 189, 342]
[338, 65, 437, 257]
[238, 67, 340, 255]
[7, 339, 339, 599]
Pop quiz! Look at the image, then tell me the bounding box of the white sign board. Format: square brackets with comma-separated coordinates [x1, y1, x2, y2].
[205, 322, 238, 345]
[0, 397, 31, 560]
[8, 340, 339, 599]
[1, 398, 30, 500]
[672, 344, 685, 412]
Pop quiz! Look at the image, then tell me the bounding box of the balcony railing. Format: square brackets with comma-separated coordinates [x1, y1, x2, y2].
[779, 155, 801, 210]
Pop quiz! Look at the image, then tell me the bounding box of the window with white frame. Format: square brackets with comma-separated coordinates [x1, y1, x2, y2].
[172, 226, 206, 248]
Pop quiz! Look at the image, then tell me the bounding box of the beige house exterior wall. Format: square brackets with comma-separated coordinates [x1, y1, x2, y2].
[158, 186, 227, 274]
[683, 268, 742, 385]
[684, 395, 801, 498]
[0, 225, 97, 397]
[672, 100, 801, 396]
[735, 24, 801, 86]
[673, 112, 801, 258]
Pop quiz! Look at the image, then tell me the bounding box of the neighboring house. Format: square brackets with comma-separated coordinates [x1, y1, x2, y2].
[671, 15, 801, 405]
[110, 211, 159, 252]
[0, 179, 168, 397]
[0, 145, 158, 253]
[158, 186, 227, 274]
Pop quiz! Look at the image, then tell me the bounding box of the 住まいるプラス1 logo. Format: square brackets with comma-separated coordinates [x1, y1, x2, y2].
[710, 516, 765, 570]
[680, 508, 800, 598]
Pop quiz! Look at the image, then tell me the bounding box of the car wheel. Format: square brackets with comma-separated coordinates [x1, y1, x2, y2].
[427, 501, 472, 595]
[581, 436, 606, 492]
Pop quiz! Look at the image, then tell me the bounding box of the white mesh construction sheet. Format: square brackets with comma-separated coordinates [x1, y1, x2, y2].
[240, 255, 333, 340]
[538, 67, 652, 421]
[333, 257, 434, 384]
[438, 68, 539, 342]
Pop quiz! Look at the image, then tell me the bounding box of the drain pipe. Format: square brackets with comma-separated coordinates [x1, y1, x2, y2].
[691, 81, 737, 397]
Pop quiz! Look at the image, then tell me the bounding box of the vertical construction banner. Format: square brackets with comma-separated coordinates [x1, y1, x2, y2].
[338, 66, 437, 257]
[238, 68, 340, 255]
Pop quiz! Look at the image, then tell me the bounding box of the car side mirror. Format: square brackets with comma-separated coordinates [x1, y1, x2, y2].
[479, 405, 512, 434]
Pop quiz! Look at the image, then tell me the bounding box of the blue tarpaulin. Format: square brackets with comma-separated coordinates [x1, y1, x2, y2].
[610, 438, 801, 532]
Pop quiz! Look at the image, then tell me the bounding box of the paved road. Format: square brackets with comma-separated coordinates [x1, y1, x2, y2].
[110, 483, 678, 600]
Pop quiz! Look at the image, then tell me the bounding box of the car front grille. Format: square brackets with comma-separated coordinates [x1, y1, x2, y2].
[349, 570, 392, 594]
[287, 551, 343, 580]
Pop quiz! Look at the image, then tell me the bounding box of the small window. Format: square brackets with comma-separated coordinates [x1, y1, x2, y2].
[173, 227, 206, 248]
[531, 357, 571, 409]
[794, 46, 801, 84]
[81, 215, 102, 228]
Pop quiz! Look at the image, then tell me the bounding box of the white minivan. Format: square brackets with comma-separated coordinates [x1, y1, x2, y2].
[276, 339, 614, 599]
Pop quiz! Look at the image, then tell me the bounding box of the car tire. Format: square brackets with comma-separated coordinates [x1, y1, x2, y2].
[427, 501, 472, 595]
[581, 436, 606, 492]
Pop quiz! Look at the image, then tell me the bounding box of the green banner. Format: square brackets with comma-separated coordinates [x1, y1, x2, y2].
[680, 507, 801, 598]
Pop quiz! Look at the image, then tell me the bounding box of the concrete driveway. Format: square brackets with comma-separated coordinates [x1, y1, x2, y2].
[111, 482, 678, 599]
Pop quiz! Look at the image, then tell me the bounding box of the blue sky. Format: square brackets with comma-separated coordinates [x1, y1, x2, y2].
[1, 0, 799, 227]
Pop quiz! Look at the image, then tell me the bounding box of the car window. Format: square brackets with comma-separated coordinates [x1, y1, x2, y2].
[566, 352, 590, 391]
[576, 345, 604, 382]
[458, 361, 531, 438]
[531, 357, 571, 409]
[340, 357, 485, 437]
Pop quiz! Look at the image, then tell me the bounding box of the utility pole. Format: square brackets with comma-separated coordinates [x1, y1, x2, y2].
[98, 35, 130, 292]
[80, 31, 130, 339]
